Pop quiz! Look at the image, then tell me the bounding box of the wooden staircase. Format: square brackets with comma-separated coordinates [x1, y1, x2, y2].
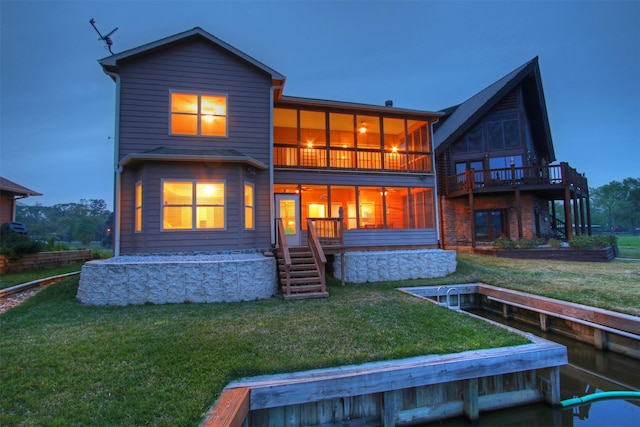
[276, 246, 328, 299]
[275, 218, 329, 300]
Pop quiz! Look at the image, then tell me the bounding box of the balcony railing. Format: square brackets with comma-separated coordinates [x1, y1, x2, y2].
[445, 162, 588, 196]
[274, 144, 432, 173]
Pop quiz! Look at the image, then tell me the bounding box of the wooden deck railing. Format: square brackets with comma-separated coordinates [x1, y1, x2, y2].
[445, 162, 588, 196]
[308, 218, 344, 248]
[306, 219, 327, 294]
[275, 218, 292, 295]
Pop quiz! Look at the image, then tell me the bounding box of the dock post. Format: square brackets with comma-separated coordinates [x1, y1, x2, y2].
[463, 378, 479, 421]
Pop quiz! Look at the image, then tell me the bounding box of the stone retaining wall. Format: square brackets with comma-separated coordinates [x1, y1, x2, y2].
[77, 255, 277, 306]
[333, 249, 456, 283]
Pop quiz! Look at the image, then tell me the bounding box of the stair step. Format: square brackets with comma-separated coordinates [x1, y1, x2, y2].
[282, 283, 323, 292]
[283, 291, 329, 300]
[285, 277, 322, 285]
[279, 263, 317, 271]
[279, 270, 320, 278]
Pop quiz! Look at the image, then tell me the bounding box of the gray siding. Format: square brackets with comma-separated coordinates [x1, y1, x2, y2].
[120, 162, 271, 254]
[274, 170, 436, 188]
[116, 38, 273, 254]
[117, 38, 272, 164]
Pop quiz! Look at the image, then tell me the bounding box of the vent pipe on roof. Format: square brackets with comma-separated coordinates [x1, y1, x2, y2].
[385, 100, 393, 107]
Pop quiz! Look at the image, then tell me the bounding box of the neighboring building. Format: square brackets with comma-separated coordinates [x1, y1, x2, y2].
[0, 177, 42, 224]
[433, 58, 590, 249]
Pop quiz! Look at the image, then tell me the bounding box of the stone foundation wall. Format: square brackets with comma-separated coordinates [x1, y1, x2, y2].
[77, 255, 277, 306]
[332, 249, 456, 284]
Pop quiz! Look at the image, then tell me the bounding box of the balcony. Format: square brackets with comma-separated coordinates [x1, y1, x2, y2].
[274, 144, 432, 173]
[444, 162, 588, 198]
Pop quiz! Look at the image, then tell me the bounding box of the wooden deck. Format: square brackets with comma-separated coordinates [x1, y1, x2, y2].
[444, 162, 588, 199]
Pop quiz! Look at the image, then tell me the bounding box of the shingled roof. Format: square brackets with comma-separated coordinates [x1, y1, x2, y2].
[434, 57, 555, 162]
[0, 177, 42, 197]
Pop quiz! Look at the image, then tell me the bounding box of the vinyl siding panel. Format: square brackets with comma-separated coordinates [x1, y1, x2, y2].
[116, 38, 272, 164]
[274, 170, 436, 188]
[120, 162, 271, 254]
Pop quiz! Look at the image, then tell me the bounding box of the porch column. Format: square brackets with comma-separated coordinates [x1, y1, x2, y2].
[564, 187, 573, 241]
[515, 188, 523, 239]
[573, 191, 580, 236]
[468, 170, 475, 249]
[586, 190, 592, 236]
[579, 196, 586, 235]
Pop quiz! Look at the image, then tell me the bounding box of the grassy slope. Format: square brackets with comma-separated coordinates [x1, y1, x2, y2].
[1, 251, 638, 425]
[0, 267, 526, 426]
[616, 235, 640, 259]
[0, 264, 83, 290]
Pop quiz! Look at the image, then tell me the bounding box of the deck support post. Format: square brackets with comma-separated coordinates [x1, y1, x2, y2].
[573, 191, 580, 236]
[515, 188, 523, 239]
[382, 391, 396, 427]
[540, 366, 561, 405]
[463, 378, 479, 421]
[594, 329, 609, 351]
[540, 313, 549, 332]
[563, 187, 573, 241]
[468, 170, 476, 249]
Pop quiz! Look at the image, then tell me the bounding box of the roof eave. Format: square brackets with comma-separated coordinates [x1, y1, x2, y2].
[119, 153, 268, 170]
[277, 95, 443, 119]
[99, 27, 285, 82]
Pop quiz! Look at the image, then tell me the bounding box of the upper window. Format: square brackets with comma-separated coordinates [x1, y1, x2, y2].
[162, 181, 225, 230]
[170, 92, 227, 137]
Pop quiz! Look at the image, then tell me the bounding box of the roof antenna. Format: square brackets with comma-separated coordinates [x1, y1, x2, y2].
[89, 18, 118, 54]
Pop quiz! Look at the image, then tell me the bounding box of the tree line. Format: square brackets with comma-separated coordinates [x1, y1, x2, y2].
[15, 199, 113, 248]
[590, 177, 640, 234]
[9, 179, 639, 249]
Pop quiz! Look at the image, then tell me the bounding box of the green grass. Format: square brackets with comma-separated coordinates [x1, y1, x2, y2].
[0, 264, 83, 290]
[453, 252, 640, 316]
[616, 235, 640, 259]
[0, 273, 527, 426]
[2, 253, 639, 425]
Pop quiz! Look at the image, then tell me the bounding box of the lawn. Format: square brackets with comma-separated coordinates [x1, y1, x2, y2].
[1, 253, 638, 426]
[0, 264, 84, 290]
[0, 263, 526, 427]
[616, 234, 640, 259]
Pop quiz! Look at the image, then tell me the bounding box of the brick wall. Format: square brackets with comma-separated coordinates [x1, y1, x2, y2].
[440, 193, 553, 248]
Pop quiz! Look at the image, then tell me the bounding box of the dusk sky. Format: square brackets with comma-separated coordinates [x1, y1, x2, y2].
[1, 0, 638, 210]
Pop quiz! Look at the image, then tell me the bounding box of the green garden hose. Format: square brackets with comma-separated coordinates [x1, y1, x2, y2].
[561, 391, 640, 408]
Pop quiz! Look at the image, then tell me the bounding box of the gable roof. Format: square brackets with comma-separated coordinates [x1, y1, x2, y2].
[434, 57, 555, 161]
[99, 27, 286, 90]
[0, 177, 42, 197]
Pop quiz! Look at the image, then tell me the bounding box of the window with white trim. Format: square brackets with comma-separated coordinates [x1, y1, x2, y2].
[170, 92, 227, 136]
[162, 181, 225, 230]
[244, 182, 255, 230]
[135, 181, 142, 232]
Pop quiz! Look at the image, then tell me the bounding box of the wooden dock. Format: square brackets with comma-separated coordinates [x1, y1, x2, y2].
[202, 336, 566, 426]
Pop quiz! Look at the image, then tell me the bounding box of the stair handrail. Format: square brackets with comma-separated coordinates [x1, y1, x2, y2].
[307, 218, 327, 293]
[276, 218, 292, 295]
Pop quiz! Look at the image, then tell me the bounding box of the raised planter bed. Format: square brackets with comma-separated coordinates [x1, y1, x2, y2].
[474, 246, 616, 262]
[0, 250, 92, 274]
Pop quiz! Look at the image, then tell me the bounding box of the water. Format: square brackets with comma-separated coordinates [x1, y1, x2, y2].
[422, 309, 640, 426]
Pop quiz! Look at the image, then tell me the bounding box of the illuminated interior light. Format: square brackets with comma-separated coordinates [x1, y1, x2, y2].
[359, 122, 367, 134]
[203, 185, 215, 195]
[391, 146, 398, 154]
[203, 115, 214, 122]
[307, 141, 313, 148]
